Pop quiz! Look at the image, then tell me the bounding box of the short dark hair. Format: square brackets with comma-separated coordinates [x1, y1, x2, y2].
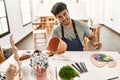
[51, 2, 67, 16]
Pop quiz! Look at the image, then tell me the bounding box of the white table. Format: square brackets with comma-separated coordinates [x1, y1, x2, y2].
[0, 51, 120, 80]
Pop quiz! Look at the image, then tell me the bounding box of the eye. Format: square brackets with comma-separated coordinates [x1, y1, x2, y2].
[58, 16, 62, 19]
[63, 12, 66, 16]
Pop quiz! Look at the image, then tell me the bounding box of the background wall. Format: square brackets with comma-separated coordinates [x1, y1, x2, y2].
[0, 0, 32, 47]
[32, 0, 88, 20]
[103, 0, 120, 34]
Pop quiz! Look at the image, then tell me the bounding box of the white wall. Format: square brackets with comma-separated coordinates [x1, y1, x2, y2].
[86, 0, 105, 25]
[103, 0, 120, 34]
[0, 0, 32, 47]
[32, 0, 88, 20]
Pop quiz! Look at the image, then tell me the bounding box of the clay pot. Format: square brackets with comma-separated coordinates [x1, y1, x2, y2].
[47, 36, 67, 54]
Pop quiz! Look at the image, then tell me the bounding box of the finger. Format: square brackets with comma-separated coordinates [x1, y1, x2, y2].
[93, 42, 100, 47]
[95, 43, 102, 49]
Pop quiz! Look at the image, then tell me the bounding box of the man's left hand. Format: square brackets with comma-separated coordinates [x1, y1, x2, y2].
[92, 42, 102, 50]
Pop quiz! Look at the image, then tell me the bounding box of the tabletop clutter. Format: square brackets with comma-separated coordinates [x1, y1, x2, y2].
[29, 50, 49, 80]
[0, 36, 119, 80]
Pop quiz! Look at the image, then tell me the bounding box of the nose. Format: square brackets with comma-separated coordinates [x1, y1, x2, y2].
[62, 16, 66, 21]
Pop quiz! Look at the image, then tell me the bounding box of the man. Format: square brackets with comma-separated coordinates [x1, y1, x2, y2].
[49, 2, 102, 51]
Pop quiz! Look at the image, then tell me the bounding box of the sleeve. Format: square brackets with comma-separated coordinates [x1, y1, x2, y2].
[49, 25, 61, 38]
[50, 27, 59, 37]
[82, 23, 92, 36]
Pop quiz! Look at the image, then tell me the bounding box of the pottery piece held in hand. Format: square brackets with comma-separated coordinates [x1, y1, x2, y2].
[47, 36, 67, 54]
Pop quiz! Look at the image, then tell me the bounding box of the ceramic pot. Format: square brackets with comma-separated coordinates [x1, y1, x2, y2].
[36, 68, 47, 80]
[47, 36, 67, 54]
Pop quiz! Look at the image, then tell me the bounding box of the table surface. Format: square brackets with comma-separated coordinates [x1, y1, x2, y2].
[0, 51, 120, 80]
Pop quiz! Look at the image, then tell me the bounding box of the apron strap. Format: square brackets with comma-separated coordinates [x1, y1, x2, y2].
[61, 23, 64, 37]
[61, 19, 79, 38]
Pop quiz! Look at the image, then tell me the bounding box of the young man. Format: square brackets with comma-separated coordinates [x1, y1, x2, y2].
[50, 2, 102, 51]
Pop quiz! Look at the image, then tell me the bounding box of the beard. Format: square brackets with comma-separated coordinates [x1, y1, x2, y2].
[61, 18, 71, 26]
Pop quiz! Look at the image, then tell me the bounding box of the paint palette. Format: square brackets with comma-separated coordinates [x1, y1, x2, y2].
[93, 54, 113, 62]
[90, 53, 117, 68]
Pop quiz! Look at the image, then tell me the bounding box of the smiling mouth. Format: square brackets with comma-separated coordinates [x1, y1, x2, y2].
[63, 19, 68, 23]
[62, 19, 69, 24]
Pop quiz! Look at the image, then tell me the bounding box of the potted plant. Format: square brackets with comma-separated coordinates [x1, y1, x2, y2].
[59, 65, 78, 80]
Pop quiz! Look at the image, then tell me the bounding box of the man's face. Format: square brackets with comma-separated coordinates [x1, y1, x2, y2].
[55, 10, 71, 26]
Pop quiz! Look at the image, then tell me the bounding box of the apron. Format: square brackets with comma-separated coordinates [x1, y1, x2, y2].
[61, 20, 83, 51]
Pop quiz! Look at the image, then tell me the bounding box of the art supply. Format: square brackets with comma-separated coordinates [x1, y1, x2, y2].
[71, 64, 81, 73]
[90, 53, 117, 68]
[75, 62, 83, 73]
[82, 62, 88, 72]
[93, 54, 113, 62]
[55, 67, 58, 80]
[51, 58, 73, 61]
[80, 62, 86, 72]
[71, 62, 88, 74]
[29, 50, 49, 80]
[69, 65, 80, 74]
[30, 50, 49, 70]
[107, 76, 119, 80]
[0, 73, 6, 80]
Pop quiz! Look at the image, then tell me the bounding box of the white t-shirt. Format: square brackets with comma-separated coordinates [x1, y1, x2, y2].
[50, 19, 91, 46]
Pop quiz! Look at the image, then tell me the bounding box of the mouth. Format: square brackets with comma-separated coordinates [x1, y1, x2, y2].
[62, 19, 69, 25]
[63, 19, 68, 23]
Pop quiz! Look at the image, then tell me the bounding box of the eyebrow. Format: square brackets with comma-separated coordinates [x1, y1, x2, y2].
[57, 11, 66, 18]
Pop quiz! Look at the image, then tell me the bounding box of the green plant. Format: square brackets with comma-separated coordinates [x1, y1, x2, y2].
[59, 65, 78, 80]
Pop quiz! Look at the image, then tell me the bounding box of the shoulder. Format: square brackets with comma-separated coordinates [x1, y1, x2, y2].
[72, 19, 88, 28]
[50, 23, 62, 38]
[51, 23, 61, 35]
[52, 23, 61, 31]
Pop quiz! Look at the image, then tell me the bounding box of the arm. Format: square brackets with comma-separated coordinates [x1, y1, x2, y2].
[81, 22, 102, 50]
[87, 33, 102, 50]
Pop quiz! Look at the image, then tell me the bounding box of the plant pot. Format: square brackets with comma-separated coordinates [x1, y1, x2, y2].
[47, 36, 67, 54]
[36, 68, 47, 80]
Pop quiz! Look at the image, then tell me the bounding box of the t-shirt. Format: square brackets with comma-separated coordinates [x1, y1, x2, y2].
[50, 19, 91, 46]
